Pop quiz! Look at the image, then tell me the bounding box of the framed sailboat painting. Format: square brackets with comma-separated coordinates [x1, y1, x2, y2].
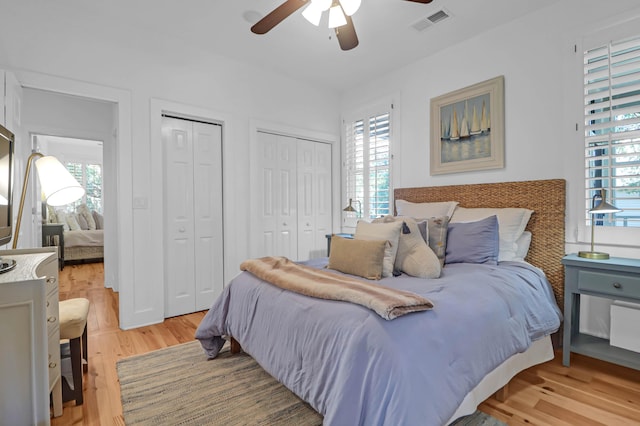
[430, 76, 505, 175]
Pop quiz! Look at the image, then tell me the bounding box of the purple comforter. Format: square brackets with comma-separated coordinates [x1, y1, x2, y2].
[195, 259, 562, 425]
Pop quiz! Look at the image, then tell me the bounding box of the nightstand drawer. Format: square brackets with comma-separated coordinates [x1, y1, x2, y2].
[578, 270, 640, 299]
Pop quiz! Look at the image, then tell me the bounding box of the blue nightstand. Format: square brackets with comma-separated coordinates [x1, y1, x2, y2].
[562, 254, 640, 370]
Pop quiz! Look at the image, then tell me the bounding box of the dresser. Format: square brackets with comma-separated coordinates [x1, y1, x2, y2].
[0, 248, 62, 425]
[562, 254, 640, 371]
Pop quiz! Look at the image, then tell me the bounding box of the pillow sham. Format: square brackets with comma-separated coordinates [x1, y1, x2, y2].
[422, 216, 449, 267]
[77, 213, 89, 230]
[445, 215, 499, 265]
[355, 220, 403, 278]
[327, 236, 386, 280]
[55, 209, 70, 231]
[373, 216, 441, 278]
[450, 207, 533, 262]
[67, 213, 81, 231]
[395, 199, 458, 219]
[77, 203, 97, 230]
[514, 231, 532, 261]
[92, 210, 104, 230]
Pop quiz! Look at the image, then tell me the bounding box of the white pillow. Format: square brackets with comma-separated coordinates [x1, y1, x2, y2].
[514, 231, 532, 261]
[77, 203, 96, 230]
[55, 209, 70, 231]
[395, 199, 458, 219]
[66, 213, 81, 231]
[450, 207, 533, 262]
[355, 220, 403, 278]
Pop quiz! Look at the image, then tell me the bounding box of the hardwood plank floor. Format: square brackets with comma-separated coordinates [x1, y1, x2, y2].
[52, 263, 640, 425]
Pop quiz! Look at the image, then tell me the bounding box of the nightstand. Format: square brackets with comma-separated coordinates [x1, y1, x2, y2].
[42, 223, 65, 270]
[562, 254, 640, 370]
[325, 233, 354, 256]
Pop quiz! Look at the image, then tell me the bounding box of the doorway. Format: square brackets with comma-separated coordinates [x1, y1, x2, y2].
[33, 134, 105, 266]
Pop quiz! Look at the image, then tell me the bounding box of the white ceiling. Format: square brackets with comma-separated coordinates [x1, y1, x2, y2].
[3, 0, 561, 92]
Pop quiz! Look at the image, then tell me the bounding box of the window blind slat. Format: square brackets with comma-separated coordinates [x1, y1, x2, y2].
[583, 34, 640, 228]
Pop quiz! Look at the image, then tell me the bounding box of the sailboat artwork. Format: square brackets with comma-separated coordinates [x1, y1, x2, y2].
[438, 92, 492, 164]
[430, 75, 504, 175]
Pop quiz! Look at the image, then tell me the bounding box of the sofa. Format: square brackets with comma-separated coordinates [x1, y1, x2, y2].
[47, 204, 104, 264]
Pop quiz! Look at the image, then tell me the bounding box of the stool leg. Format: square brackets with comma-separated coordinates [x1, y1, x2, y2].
[82, 324, 88, 373]
[70, 336, 83, 405]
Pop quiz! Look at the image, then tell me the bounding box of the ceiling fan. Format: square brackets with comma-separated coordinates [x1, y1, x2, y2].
[251, 0, 433, 51]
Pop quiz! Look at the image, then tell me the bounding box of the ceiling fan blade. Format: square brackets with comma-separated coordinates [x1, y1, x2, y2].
[403, 0, 433, 3]
[251, 0, 309, 35]
[335, 15, 358, 51]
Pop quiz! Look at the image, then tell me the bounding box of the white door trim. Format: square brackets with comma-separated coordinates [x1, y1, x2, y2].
[14, 70, 134, 327]
[150, 99, 232, 318]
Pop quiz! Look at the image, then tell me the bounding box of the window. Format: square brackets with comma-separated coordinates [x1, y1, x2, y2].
[344, 107, 392, 220]
[584, 34, 640, 227]
[65, 162, 103, 213]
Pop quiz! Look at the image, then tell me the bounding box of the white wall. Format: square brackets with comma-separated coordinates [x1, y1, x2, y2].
[340, 0, 640, 339]
[340, 0, 640, 260]
[0, 16, 341, 329]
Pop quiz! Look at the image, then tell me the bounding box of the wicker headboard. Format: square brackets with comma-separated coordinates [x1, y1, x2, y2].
[394, 179, 566, 309]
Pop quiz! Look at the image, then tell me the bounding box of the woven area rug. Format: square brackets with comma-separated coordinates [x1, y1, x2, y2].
[117, 340, 505, 426]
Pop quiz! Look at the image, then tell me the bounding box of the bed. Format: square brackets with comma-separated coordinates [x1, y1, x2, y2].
[195, 178, 566, 425]
[64, 229, 104, 263]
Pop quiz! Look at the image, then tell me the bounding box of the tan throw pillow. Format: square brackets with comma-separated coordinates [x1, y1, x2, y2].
[327, 236, 386, 280]
[374, 216, 441, 278]
[355, 220, 403, 278]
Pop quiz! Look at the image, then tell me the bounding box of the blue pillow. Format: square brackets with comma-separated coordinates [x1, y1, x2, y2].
[445, 215, 499, 265]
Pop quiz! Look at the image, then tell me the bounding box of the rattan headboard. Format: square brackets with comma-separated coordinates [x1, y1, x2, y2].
[394, 179, 566, 309]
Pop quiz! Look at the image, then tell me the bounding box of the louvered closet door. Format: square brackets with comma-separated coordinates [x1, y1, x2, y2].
[162, 117, 223, 317]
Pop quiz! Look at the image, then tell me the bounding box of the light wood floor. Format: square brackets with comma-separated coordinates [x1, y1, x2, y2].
[52, 263, 640, 425]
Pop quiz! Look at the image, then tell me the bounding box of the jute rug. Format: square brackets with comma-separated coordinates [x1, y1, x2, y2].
[117, 340, 505, 426]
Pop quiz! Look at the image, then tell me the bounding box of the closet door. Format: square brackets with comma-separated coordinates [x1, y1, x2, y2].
[162, 117, 223, 317]
[297, 140, 332, 260]
[192, 122, 224, 311]
[258, 132, 297, 259]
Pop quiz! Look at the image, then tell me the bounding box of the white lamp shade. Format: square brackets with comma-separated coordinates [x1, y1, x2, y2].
[312, 0, 332, 12]
[328, 5, 347, 28]
[35, 156, 85, 206]
[339, 0, 361, 16]
[302, 3, 323, 26]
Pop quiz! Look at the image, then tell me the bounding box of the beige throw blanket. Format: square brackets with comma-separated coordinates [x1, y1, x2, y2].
[240, 256, 434, 320]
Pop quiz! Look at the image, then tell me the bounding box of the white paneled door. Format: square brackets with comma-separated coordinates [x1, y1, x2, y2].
[162, 116, 223, 317]
[257, 131, 331, 261]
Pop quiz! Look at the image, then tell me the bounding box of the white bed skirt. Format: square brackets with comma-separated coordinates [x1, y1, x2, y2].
[447, 336, 554, 424]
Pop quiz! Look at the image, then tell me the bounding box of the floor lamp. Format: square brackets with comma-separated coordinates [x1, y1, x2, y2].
[12, 153, 85, 249]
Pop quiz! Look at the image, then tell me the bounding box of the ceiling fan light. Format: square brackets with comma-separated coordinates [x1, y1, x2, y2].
[311, 0, 332, 12]
[328, 5, 347, 28]
[338, 0, 361, 16]
[302, 3, 323, 26]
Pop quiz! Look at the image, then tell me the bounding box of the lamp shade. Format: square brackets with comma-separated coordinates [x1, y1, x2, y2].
[35, 156, 85, 206]
[339, 0, 361, 16]
[589, 189, 622, 214]
[328, 4, 347, 28]
[302, 3, 323, 26]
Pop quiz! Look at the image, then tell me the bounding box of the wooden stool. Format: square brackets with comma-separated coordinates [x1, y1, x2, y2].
[59, 298, 90, 405]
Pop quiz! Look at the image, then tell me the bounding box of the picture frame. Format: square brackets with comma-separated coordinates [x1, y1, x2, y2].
[430, 76, 505, 175]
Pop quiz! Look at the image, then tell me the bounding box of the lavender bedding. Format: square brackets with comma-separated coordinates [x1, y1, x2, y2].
[195, 259, 562, 425]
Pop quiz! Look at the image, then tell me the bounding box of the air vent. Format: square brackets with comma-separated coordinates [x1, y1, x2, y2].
[411, 8, 451, 32]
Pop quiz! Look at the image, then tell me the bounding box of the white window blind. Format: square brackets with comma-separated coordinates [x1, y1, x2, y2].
[65, 162, 103, 213]
[584, 35, 640, 227]
[344, 110, 391, 220]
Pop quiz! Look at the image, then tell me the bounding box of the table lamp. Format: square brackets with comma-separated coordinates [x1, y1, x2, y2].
[578, 188, 622, 260]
